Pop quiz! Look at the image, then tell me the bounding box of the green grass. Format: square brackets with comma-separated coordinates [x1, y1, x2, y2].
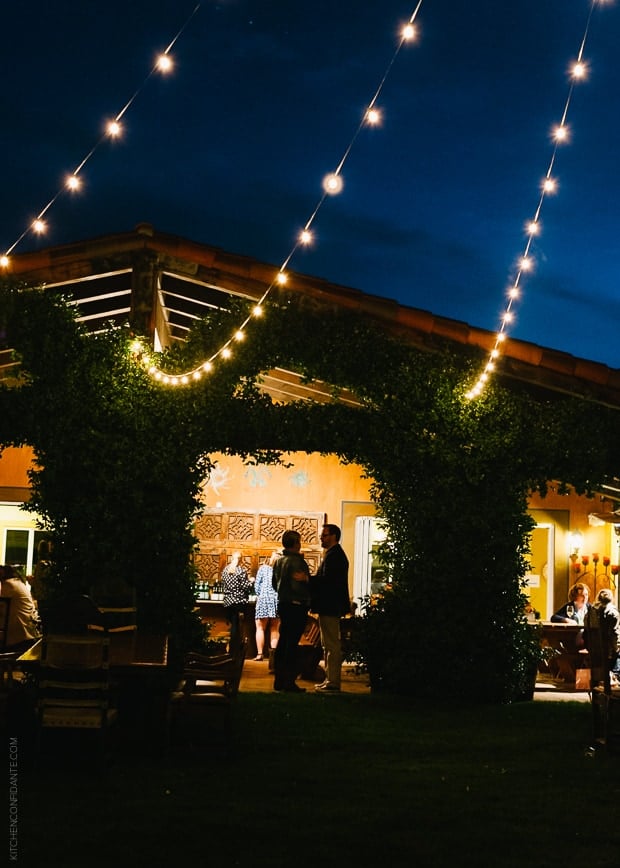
[11, 693, 620, 867]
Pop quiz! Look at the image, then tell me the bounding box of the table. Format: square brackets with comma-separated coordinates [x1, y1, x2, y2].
[17, 631, 169, 672]
[539, 622, 586, 684]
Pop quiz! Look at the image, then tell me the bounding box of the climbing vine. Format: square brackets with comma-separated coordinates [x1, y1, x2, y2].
[1, 285, 619, 698]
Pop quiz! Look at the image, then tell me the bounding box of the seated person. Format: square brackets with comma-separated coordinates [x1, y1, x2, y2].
[551, 581, 590, 625]
[0, 564, 40, 653]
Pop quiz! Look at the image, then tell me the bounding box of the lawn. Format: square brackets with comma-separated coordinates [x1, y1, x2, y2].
[10, 692, 620, 867]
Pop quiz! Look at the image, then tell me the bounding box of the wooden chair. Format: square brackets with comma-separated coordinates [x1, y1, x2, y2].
[90, 606, 138, 634]
[169, 638, 247, 750]
[36, 632, 118, 764]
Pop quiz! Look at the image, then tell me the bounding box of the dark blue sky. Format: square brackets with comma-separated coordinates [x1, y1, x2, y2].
[2, 1, 619, 366]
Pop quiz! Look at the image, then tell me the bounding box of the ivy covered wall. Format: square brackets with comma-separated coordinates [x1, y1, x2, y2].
[1, 286, 619, 699]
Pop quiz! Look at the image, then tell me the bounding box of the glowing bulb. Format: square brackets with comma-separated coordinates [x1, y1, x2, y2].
[66, 174, 81, 191]
[543, 177, 557, 193]
[509, 287, 519, 299]
[571, 61, 587, 79]
[553, 124, 568, 142]
[366, 107, 381, 126]
[0, 255, 9, 268]
[192, 371, 201, 380]
[252, 305, 263, 317]
[299, 229, 313, 245]
[32, 219, 46, 234]
[203, 361, 212, 372]
[496, 332, 506, 343]
[503, 312, 514, 324]
[234, 330, 244, 341]
[322, 172, 344, 195]
[221, 347, 232, 359]
[276, 271, 288, 285]
[107, 120, 122, 138]
[130, 339, 143, 354]
[491, 349, 500, 359]
[402, 24, 416, 40]
[157, 53, 173, 72]
[520, 256, 533, 271]
[526, 220, 540, 236]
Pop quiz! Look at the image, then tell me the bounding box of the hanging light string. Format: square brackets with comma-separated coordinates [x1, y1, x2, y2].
[147, 2, 425, 386]
[466, 0, 610, 400]
[0, 3, 202, 264]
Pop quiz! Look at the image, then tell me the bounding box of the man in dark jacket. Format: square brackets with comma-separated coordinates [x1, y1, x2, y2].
[311, 524, 350, 692]
[272, 529, 311, 693]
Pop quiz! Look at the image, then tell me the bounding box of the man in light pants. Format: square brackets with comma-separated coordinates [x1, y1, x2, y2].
[311, 524, 350, 692]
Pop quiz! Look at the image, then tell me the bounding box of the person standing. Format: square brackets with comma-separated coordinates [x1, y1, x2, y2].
[272, 530, 311, 693]
[254, 551, 281, 662]
[311, 524, 350, 693]
[221, 550, 252, 650]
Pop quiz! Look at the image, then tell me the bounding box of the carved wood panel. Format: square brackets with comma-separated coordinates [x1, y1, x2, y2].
[193, 508, 324, 579]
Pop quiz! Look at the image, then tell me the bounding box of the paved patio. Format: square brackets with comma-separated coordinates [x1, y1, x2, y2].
[239, 660, 593, 701]
[239, 659, 371, 694]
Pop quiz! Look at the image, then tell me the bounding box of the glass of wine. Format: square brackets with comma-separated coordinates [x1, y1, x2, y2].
[566, 604, 575, 620]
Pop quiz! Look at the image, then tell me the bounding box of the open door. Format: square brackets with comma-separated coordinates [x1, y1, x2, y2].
[526, 523, 555, 620]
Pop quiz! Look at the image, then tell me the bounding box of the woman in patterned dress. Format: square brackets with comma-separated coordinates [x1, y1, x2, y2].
[221, 550, 252, 648]
[254, 551, 281, 661]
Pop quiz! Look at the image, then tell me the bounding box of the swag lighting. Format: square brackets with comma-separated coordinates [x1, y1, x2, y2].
[466, 0, 609, 400]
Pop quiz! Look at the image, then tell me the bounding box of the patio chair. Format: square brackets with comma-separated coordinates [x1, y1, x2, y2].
[35, 632, 118, 765]
[169, 638, 247, 750]
[89, 606, 138, 633]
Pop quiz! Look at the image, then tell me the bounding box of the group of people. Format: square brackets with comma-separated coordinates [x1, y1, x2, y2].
[551, 580, 620, 684]
[0, 563, 41, 654]
[220, 523, 351, 694]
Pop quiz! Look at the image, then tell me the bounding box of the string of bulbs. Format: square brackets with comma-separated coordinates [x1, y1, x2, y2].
[465, 0, 611, 400]
[0, 1, 610, 396]
[145, 2, 425, 386]
[0, 3, 202, 265]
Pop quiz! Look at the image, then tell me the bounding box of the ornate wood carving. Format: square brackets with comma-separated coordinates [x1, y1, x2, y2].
[194, 508, 324, 577]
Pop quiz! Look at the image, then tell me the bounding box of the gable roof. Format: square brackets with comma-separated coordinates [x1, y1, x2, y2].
[3, 223, 620, 408]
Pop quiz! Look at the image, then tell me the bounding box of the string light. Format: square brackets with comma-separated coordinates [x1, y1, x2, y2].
[0, 3, 202, 265]
[466, 0, 607, 400]
[147, 1, 426, 384]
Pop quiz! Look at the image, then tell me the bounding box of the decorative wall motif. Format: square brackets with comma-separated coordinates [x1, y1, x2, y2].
[259, 515, 287, 542]
[194, 553, 221, 582]
[194, 514, 223, 540]
[227, 513, 255, 541]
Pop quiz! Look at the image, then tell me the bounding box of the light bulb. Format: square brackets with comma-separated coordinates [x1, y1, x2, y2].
[157, 53, 173, 73]
[322, 173, 344, 195]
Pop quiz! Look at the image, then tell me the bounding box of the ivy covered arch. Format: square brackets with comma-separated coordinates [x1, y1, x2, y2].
[1, 285, 618, 700]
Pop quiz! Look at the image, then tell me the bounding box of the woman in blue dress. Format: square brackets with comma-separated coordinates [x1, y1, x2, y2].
[254, 551, 280, 661]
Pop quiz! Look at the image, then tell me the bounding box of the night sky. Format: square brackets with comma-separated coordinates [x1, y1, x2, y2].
[2, 1, 619, 366]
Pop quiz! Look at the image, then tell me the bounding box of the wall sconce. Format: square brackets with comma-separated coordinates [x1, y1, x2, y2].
[569, 530, 583, 561]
